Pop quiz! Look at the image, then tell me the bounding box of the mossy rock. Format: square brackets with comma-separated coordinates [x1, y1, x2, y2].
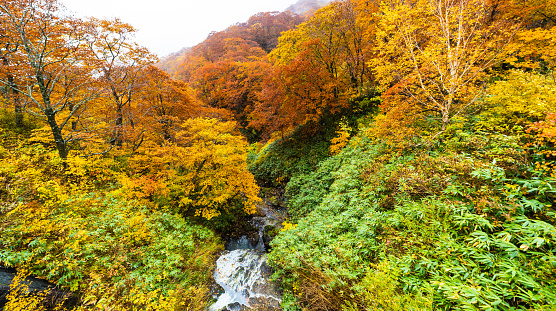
[263, 225, 280, 250]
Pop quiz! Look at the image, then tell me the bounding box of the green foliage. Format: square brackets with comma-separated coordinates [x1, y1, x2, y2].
[0, 191, 221, 309]
[247, 92, 379, 188]
[285, 135, 378, 220]
[248, 122, 334, 187]
[269, 125, 556, 310]
[0, 121, 222, 310]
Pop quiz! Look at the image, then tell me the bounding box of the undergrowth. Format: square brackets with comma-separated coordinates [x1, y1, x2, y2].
[269, 123, 556, 310]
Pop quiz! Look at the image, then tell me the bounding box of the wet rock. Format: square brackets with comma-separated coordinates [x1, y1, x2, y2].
[260, 187, 286, 208]
[216, 301, 248, 311]
[224, 223, 260, 251]
[248, 295, 281, 310]
[212, 187, 286, 310]
[226, 235, 259, 251]
[210, 279, 225, 299]
[0, 267, 77, 310]
[262, 225, 279, 250]
[210, 250, 281, 310]
[266, 195, 281, 207]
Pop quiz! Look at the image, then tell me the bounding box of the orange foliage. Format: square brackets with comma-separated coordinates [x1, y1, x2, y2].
[0, 0, 105, 159]
[251, 0, 377, 137]
[190, 59, 270, 128]
[252, 41, 346, 135]
[86, 17, 157, 146]
[137, 65, 203, 143]
[155, 11, 304, 137]
[366, 82, 420, 146]
[528, 112, 556, 157]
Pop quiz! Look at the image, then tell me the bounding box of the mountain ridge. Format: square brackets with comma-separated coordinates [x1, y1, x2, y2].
[285, 0, 335, 15]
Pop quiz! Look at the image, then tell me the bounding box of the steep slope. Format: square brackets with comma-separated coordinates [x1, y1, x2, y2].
[157, 11, 303, 78]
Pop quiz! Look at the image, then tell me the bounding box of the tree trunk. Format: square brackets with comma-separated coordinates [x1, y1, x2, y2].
[6, 71, 23, 128]
[111, 104, 123, 146]
[45, 107, 68, 160]
[14, 96, 23, 128]
[441, 108, 450, 132]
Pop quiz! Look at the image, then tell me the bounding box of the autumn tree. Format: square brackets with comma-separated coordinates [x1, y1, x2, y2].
[164, 11, 303, 83]
[138, 65, 202, 143]
[514, 0, 556, 26]
[126, 118, 260, 220]
[172, 118, 260, 219]
[0, 0, 101, 160]
[373, 0, 522, 132]
[190, 58, 270, 129]
[252, 0, 376, 136]
[245, 11, 304, 53]
[0, 13, 23, 128]
[503, 0, 556, 71]
[86, 18, 157, 146]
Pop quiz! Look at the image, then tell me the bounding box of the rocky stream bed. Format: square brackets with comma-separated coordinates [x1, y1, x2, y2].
[210, 189, 287, 311]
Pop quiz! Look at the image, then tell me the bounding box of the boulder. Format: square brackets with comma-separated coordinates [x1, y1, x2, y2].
[262, 225, 279, 250]
[0, 267, 77, 310]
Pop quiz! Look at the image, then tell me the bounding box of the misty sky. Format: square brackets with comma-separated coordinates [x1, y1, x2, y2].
[62, 0, 297, 57]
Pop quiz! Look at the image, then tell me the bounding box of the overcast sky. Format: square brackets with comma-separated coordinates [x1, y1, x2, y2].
[62, 0, 297, 57]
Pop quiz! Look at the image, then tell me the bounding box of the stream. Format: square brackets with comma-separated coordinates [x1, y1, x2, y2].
[209, 201, 286, 311]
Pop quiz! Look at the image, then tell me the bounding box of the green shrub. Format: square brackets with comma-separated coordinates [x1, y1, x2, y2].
[0, 193, 221, 310]
[269, 128, 556, 310]
[248, 122, 334, 187]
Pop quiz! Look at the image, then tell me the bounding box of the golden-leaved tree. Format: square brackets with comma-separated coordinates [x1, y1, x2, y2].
[125, 118, 260, 220]
[373, 0, 522, 132]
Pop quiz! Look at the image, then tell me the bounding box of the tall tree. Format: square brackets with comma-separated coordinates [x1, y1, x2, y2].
[373, 0, 522, 131]
[0, 16, 23, 128]
[190, 58, 270, 129]
[252, 0, 376, 136]
[138, 65, 201, 143]
[0, 0, 99, 159]
[86, 18, 157, 146]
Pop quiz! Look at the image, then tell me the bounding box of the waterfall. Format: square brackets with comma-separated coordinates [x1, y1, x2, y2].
[209, 200, 286, 310]
[209, 250, 280, 310]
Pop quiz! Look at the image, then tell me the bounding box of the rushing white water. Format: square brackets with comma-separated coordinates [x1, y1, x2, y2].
[209, 249, 281, 310]
[210, 198, 286, 311]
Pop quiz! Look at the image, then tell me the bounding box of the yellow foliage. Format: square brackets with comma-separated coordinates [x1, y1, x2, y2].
[125, 117, 261, 219]
[373, 0, 520, 131]
[30, 126, 55, 146]
[281, 221, 298, 231]
[4, 270, 47, 311]
[344, 261, 433, 310]
[330, 120, 352, 155]
[528, 112, 556, 176]
[366, 94, 420, 147]
[478, 70, 556, 177]
[478, 70, 556, 133]
[509, 26, 556, 70]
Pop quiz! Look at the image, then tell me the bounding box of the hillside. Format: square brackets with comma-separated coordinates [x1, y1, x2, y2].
[285, 0, 335, 15]
[1, 0, 556, 310]
[156, 11, 303, 78]
[157, 0, 332, 76]
[156, 47, 191, 77]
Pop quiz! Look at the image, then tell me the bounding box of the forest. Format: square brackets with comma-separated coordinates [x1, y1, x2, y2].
[0, 0, 555, 310]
